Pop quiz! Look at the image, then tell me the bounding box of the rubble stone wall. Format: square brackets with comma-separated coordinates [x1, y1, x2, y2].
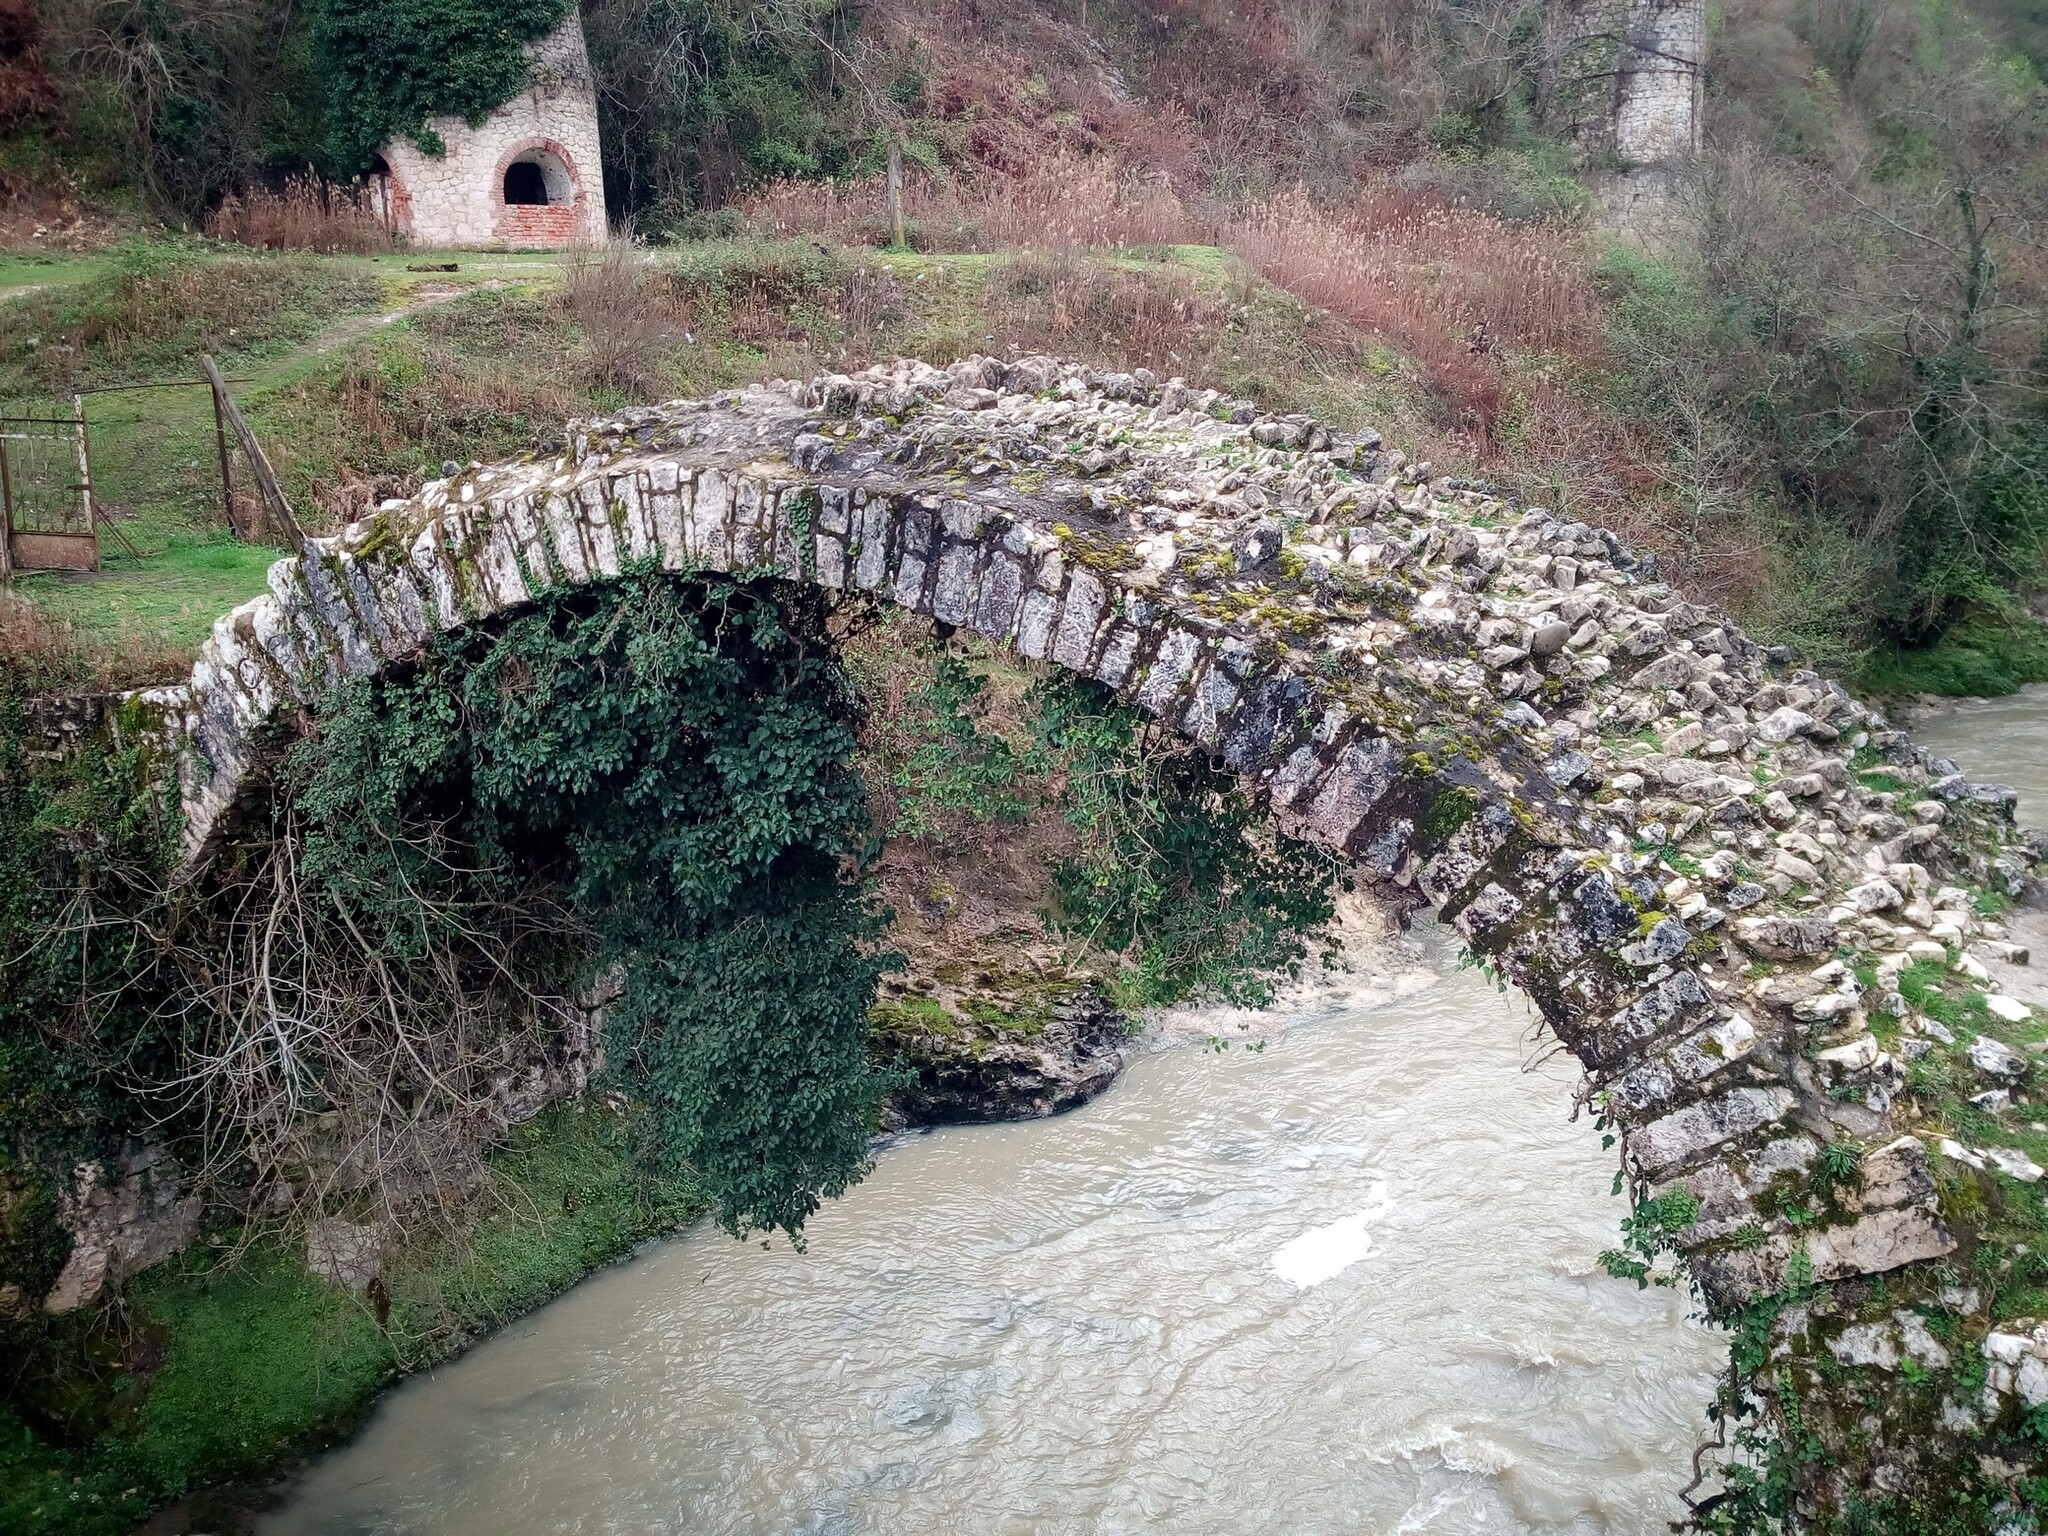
[116, 357, 2048, 1511]
[1553, 0, 1704, 240]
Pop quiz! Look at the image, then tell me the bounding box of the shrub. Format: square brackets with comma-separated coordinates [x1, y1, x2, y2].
[560, 241, 673, 394]
[287, 571, 895, 1239]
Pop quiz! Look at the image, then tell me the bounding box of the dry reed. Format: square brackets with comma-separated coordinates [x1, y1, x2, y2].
[207, 174, 403, 254]
[740, 163, 1605, 453]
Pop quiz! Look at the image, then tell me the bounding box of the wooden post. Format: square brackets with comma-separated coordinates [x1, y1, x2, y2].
[0, 427, 13, 583]
[887, 141, 906, 250]
[210, 380, 246, 540]
[70, 395, 100, 571]
[201, 353, 305, 555]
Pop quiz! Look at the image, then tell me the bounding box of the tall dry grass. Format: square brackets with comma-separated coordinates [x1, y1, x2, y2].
[735, 160, 1765, 590]
[0, 590, 193, 693]
[206, 175, 402, 254]
[746, 158, 1193, 254]
[1223, 187, 1606, 453]
[741, 163, 1607, 454]
[561, 243, 675, 395]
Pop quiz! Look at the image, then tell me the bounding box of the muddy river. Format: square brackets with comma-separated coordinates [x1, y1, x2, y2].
[264, 937, 1726, 1535]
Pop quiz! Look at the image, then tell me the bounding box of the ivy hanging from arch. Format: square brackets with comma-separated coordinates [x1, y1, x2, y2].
[291, 570, 899, 1239]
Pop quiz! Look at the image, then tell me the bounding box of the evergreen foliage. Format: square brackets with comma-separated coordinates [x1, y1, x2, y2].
[312, 0, 572, 171]
[1028, 676, 1345, 1009]
[0, 694, 181, 1216]
[582, 0, 856, 223]
[291, 570, 895, 1238]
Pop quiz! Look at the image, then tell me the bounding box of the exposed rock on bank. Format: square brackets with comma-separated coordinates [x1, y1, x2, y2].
[877, 986, 1127, 1126]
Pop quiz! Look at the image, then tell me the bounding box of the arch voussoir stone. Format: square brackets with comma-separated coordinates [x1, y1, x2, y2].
[118, 355, 2048, 1507]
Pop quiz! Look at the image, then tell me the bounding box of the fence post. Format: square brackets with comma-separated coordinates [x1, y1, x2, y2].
[210, 379, 247, 540]
[887, 141, 906, 250]
[70, 395, 99, 571]
[201, 353, 305, 556]
[0, 421, 13, 581]
[0, 427, 13, 584]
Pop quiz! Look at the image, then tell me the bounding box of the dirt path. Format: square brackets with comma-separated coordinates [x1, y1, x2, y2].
[292, 277, 524, 362]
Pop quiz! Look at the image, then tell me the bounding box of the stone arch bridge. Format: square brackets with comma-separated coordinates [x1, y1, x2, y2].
[124, 356, 2044, 1507]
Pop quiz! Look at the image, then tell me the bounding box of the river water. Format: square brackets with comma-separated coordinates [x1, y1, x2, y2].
[1910, 683, 2048, 827]
[264, 941, 1728, 1536]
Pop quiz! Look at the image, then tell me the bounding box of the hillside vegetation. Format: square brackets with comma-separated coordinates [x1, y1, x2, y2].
[2, 3, 2048, 1530]
[2, 0, 2046, 692]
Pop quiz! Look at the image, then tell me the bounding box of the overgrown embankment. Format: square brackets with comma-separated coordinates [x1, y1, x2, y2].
[0, 235, 1425, 679]
[1, 1105, 696, 1536]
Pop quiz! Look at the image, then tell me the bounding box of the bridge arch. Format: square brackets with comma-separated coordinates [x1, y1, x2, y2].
[128, 355, 2032, 1506]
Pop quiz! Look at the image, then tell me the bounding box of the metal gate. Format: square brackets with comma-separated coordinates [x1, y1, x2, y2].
[0, 402, 97, 575]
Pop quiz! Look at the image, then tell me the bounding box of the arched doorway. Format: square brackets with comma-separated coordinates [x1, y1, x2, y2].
[362, 151, 408, 233]
[493, 140, 584, 244]
[502, 146, 574, 207]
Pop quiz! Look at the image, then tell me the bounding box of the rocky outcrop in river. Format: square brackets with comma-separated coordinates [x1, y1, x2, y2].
[877, 985, 1128, 1127]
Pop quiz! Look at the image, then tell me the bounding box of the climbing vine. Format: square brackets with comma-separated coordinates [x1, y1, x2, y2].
[286, 570, 897, 1239]
[0, 693, 184, 1306]
[314, 0, 573, 170]
[868, 626, 1347, 1009]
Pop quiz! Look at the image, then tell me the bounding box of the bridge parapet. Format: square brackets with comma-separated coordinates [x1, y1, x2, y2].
[125, 356, 2046, 1508]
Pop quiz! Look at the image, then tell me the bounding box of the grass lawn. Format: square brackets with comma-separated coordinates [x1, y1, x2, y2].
[2, 244, 574, 668]
[3, 235, 1430, 685]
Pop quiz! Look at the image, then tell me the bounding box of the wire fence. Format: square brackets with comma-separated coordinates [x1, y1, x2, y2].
[0, 405, 97, 574]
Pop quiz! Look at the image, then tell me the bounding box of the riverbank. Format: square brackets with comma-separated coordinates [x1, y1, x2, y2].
[0, 873, 1418, 1536]
[0, 1104, 701, 1536]
[255, 949, 1725, 1536]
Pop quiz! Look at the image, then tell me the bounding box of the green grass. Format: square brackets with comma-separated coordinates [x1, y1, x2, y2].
[5, 234, 1439, 688]
[0, 242, 380, 402]
[0, 244, 574, 674]
[14, 541, 286, 652]
[0, 1102, 702, 1536]
[1857, 615, 2048, 698]
[0, 253, 122, 298]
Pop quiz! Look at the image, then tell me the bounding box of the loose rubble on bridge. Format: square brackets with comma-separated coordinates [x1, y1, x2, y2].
[120, 356, 2048, 1514]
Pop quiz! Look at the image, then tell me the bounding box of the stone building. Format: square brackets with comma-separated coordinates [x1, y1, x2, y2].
[1550, 0, 1704, 242]
[372, 14, 608, 250]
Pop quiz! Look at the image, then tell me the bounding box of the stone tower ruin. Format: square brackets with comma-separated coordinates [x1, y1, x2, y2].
[372, 14, 608, 250]
[1550, 0, 1705, 241]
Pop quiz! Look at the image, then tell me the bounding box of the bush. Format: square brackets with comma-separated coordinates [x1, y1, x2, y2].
[292, 571, 894, 1238]
[860, 623, 1346, 1010]
[560, 242, 674, 394]
[583, 0, 858, 227]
